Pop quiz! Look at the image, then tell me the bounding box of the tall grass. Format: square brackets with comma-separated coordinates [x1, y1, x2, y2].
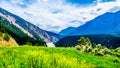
[0, 46, 119, 68]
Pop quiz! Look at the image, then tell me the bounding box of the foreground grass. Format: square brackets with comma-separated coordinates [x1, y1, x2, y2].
[0, 46, 120, 68]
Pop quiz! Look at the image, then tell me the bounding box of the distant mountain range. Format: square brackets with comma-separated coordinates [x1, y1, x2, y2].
[0, 7, 62, 44]
[59, 11, 120, 36]
[57, 10, 120, 48]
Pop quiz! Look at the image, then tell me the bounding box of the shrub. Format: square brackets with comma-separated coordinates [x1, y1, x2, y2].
[82, 45, 92, 52]
[115, 53, 120, 58]
[76, 37, 92, 52]
[75, 45, 81, 50]
[0, 32, 2, 37]
[113, 58, 119, 63]
[95, 52, 104, 56]
[3, 33, 10, 41]
[102, 48, 111, 54]
[115, 47, 120, 53]
[25, 42, 32, 46]
[92, 44, 111, 56]
[75, 37, 112, 56]
[78, 37, 92, 46]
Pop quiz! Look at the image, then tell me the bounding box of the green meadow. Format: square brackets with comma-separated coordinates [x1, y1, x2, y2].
[0, 46, 120, 68]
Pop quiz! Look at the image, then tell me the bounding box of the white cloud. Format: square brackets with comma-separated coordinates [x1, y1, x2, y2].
[0, 0, 120, 33]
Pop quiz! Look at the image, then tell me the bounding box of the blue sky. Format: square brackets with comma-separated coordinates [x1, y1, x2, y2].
[0, 0, 120, 33]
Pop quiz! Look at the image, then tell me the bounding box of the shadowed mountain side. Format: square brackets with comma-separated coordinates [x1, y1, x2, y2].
[55, 34, 120, 48]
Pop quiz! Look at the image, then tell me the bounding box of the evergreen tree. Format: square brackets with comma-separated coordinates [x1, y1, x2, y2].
[0, 21, 6, 33]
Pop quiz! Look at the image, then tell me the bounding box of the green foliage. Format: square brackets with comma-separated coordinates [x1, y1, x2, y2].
[77, 37, 92, 52]
[78, 37, 92, 46]
[25, 42, 32, 46]
[92, 44, 112, 56]
[113, 47, 120, 58]
[0, 18, 46, 46]
[75, 45, 81, 50]
[113, 58, 119, 63]
[0, 21, 6, 33]
[0, 21, 10, 41]
[76, 37, 120, 59]
[5, 24, 46, 46]
[0, 47, 119, 68]
[76, 37, 114, 56]
[0, 31, 2, 37]
[3, 33, 10, 41]
[115, 47, 120, 53]
[35, 38, 46, 46]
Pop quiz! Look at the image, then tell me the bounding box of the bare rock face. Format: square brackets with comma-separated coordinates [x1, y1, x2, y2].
[0, 7, 62, 43]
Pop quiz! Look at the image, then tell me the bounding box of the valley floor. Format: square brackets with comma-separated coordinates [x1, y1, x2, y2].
[0, 46, 120, 68]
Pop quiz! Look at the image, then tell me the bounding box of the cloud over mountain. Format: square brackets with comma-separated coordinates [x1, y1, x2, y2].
[0, 0, 120, 33]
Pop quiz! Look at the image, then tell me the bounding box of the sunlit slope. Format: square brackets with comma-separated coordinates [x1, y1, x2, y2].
[0, 37, 18, 46]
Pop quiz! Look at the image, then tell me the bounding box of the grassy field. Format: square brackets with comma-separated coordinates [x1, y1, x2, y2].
[0, 46, 120, 68]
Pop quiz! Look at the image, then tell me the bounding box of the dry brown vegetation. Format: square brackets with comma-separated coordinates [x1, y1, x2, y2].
[0, 37, 18, 47]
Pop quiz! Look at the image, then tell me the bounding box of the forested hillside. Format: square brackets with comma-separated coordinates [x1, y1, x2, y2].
[55, 34, 120, 48]
[0, 21, 18, 46]
[0, 20, 45, 46]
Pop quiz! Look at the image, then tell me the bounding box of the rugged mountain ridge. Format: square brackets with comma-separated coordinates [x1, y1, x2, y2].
[0, 7, 62, 43]
[60, 11, 120, 36]
[59, 27, 76, 36]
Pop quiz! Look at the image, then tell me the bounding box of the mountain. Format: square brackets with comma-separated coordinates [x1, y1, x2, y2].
[0, 21, 18, 46]
[59, 27, 76, 36]
[60, 11, 120, 36]
[0, 18, 46, 46]
[0, 7, 62, 43]
[56, 11, 120, 48]
[55, 34, 120, 48]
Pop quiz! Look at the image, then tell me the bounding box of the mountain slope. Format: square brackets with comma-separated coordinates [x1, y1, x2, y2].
[56, 11, 120, 48]
[0, 7, 62, 43]
[59, 27, 76, 36]
[0, 14, 41, 45]
[55, 34, 120, 48]
[0, 36, 18, 46]
[0, 21, 18, 46]
[71, 11, 120, 35]
[60, 11, 120, 36]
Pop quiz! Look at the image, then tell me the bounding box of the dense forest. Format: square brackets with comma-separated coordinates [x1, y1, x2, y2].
[55, 35, 120, 48]
[0, 20, 46, 46]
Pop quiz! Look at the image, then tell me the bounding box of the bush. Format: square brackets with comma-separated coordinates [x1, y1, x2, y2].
[3, 33, 10, 41]
[75, 45, 81, 50]
[115, 47, 120, 53]
[75, 37, 113, 56]
[92, 44, 111, 56]
[25, 42, 32, 46]
[76, 37, 92, 52]
[82, 45, 92, 52]
[113, 58, 119, 63]
[78, 37, 92, 46]
[115, 53, 120, 58]
[95, 52, 104, 56]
